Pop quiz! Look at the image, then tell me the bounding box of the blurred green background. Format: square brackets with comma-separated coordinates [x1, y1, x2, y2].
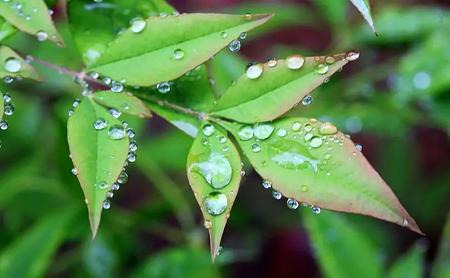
[0, 0, 449, 277]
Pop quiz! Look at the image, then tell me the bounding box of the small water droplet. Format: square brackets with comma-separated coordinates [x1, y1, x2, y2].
[202, 124, 215, 137]
[203, 192, 228, 216]
[272, 190, 282, 200]
[238, 126, 254, 141]
[301, 185, 308, 192]
[130, 17, 146, 33]
[0, 120, 8, 130]
[277, 128, 287, 137]
[253, 123, 274, 140]
[286, 55, 305, 70]
[108, 125, 127, 140]
[325, 56, 335, 64]
[246, 64, 263, 79]
[103, 200, 111, 209]
[117, 171, 128, 184]
[287, 198, 299, 209]
[71, 168, 78, 176]
[302, 95, 313, 106]
[345, 51, 360, 61]
[315, 64, 329, 74]
[319, 122, 338, 135]
[262, 180, 272, 189]
[111, 81, 124, 93]
[292, 122, 302, 131]
[173, 48, 184, 60]
[3, 103, 14, 116]
[3, 76, 14, 84]
[4, 57, 21, 73]
[220, 31, 228, 39]
[93, 118, 107, 130]
[109, 108, 121, 118]
[355, 144, 363, 152]
[228, 39, 241, 52]
[311, 206, 321, 214]
[267, 59, 277, 68]
[251, 143, 261, 153]
[36, 30, 48, 41]
[309, 137, 323, 148]
[156, 82, 171, 93]
[111, 183, 120, 190]
[239, 32, 247, 40]
[96, 181, 108, 190]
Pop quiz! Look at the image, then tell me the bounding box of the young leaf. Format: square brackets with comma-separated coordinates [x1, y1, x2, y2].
[0, 91, 4, 121]
[211, 52, 354, 123]
[0, 18, 16, 42]
[68, 0, 175, 66]
[0, 45, 41, 80]
[187, 123, 242, 261]
[0, 209, 75, 278]
[350, 0, 376, 34]
[67, 98, 130, 236]
[89, 13, 272, 86]
[387, 243, 425, 278]
[222, 117, 422, 234]
[93, 91, 152, 118]
[0, 0, 63, 44]
[303, 211, 383, 278]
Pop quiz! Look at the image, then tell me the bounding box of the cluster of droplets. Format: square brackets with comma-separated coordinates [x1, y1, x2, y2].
[226, 30, 248, 53]
[2, 56, 24, 84]
[0, 92, 14, 148]
[86, 71, 125, 94]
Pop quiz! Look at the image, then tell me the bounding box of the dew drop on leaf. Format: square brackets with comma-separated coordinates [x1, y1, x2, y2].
[191, 152, 232, 189]
[302, 95, 313, 106]
[311, 206, 321, 214]
[262, 180, 272, 189]
[286, 55, 305, 70]
[130, 17, 146, 33]
[228, 39, 241, 52]
[246, 64, 263, 79]
[277, 128, 287, 137]
[0, 121, 8, 130]
[251, 143, 261, 153]
[315, 63, 329, 74]
[291, 122, 302, 131]
[96, 181, 108, 190]
[345, 51, 360, 61]
[237, 126, 254, 141]
[267, 59, 277, 68]
[4, 58, 21, 73]
[202, 124, 215, 137]
[173, 48, 185, 60]
[111, 81, 124, 93]
[93, 118, 107, 130]
[203, 192, 228, 216]
[253, 123, 274, 140]
[287, 198, 299, 209]
[309, 136, 323, 148]
[272, 190, 282, 200]
[108, 125, 127, 140]
[220, 31, 228, 39]
[108, 108, 121, 118]
[319, 122, 338, 135]
[36, 31, 48, 42]
[103, 200, 111, 209]
[156, 82, 171, 93]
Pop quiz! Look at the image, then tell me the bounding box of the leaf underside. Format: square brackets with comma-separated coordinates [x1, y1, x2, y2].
[93, 91, 152, 118]
[187, 123, 242, 261]
[211, 53, 350, 123]
[90, 13, 272, 86]
[67, 98, 130, 236]
[0, 0, 63, 44]
[224, 117, 422, 234]
[0, 45, 41, 80]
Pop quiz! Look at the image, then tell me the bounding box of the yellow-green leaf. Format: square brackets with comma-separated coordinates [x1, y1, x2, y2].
[0, 45, 41, 80]
[223, 117, 422, 234]
[90, 13, 272, 86]
[93, 91, 152, 118]
[0, 0, 63, 44]
[187, 123, 242, 260]
[211, 53, 353, 123]
[67, 98, 130, 236]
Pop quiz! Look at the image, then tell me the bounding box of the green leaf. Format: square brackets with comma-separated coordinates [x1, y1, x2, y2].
[350, 0, 376, 33]
[0, 18, 16, 42]
[0, 91, 3, 121]
[431, 212, 450, 278]
[303, 211, 383, 278]
[0, 45, 41, 80]
[0, 209, 75, 278]
[67, 97, 130, 236]
[223, 117, 422, 234]
[68, 0, 175, 66]
[93, 91, 152, 118]
[211, 53, 352, 123]
[387, 243, 425, 278]
[187, 123, 242, 260]
[89, 13, 272, 86]
[0, 0, 63, 44]
[132, 248, 220, 278]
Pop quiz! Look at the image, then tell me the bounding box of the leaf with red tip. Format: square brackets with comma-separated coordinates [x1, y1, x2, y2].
[211, 53, 353, 123]
[186, 123, 242, 261]
[67, 98, 130, 236]
[223, 117, 422, 234]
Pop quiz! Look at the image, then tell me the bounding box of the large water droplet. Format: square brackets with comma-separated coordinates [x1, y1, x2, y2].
[93, 118, 107, 130]
[286, 55, 304, 70]
[130, 17, 146, 33]
[203, 192, 228, 216]
[4, 57, 21, 73]
[345, 51, 360, 61]
[246, 64, 263, 79]
[309, 136, 323, 148]
[202, 124, 215, 137]
[108, 125, 127, 140]
[238, 126, 254, 141]
[109, 108, 121, 118]
[253, 123, 274, 140]
[191, 152, 232, 189]
[111, 81, 123, 93]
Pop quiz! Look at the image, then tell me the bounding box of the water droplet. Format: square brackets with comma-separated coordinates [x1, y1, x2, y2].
[238, 126, 254, 141]
[111, 81, 124, 93]
[36, 31, 48, 41]
[93, 118, 107, 130]
[302, 95, 313, 106]
[218, 136, 227, 143]
[262, 180, 272, 189]
[304, 133, 313, 141]
[253, 123, 274, 140]
[324, 153, 331, 160]
[228, 39, 241, 52]
[251, 143, 261, 153]
[4, 57, 21, 73]
[355, 144, 363, 152]
[3, 76, 14, 84]
[109, 108, 121, 118]
[286, 55, 305, 70]
[173, 48, 184, 60]
[103, 200, 111, 209]
[239, 32, 247, 40]
[277, 128, 287, 137]
[96, 181, 108, 190]
[129, 140, 138, 152]
[0, 120, 8, 130]
[204, 220, 212, 229]
[244, 13, 252, 20]
[272, 190, 282, 200]
[315, 64, 329, 74]
[202, 124, 215, 137]
[106, 191, 114, 198]
[345, 51, 360, 61]
[130, 17, 146, 33]
[301, 185, 308, 192]
[71, 168, 78, 175]
[216, 246, 224, 256]
[292, 122, 302, 131]
[3, 93, 11, 103]
[402, 219, 409, 227]
[156, 82, 170, 93]
[269, 140, 319, 171]
[309, 137, 323, 148]
[287, 198, 299, 209]
[220, 31, 228, 39]
[68, 109, 74, 117]
[117, 171, 128, 184]
[311, 206, 321, 214]
[267, 59, 277, 68]
[127, 152, 136, 162]
[111, 183, 120, 190]
[72, 99, 81, 108]
[192, 153, 232, 189]
[325, 56, 335, 64]
[246, 64, 263, 79]
[102, 77, 112, 85]
[4, 103, 14, 116]
[108, 125, 126, 140]
[203, 192, 227, 216]
[319, 122, 338, 135]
